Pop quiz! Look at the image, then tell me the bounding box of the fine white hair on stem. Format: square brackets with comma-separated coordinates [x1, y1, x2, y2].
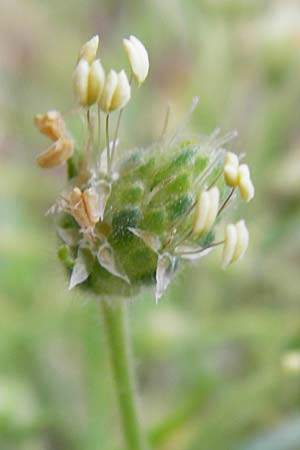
[159, 102, 171, 142]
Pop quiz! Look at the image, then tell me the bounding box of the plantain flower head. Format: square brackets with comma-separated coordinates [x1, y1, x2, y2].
[123, 35, 149, 84]
[34, 33, 254, 301]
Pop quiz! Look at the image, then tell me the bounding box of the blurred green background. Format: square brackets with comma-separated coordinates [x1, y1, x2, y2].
[1, 0, 300, 449]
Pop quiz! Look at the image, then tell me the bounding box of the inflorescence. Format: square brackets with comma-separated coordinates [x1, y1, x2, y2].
[34, 35, 254, 302]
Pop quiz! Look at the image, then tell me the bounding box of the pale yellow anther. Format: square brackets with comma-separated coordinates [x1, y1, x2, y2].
[87, 59, 106, 105]
[193, 187, 220, 234]
[69, 187, 100, 229]
[222, 220, 249, 268]
[36, 137, 73, 168]
[98, 70, 118, 112]
[73, 58, 105, 106]
[73, 59, 89, 105]
[238, 164, 255, 202]
[222, 224, 238, 268]
[223, 153, 254, 202]
[223, 151, 239, 187]
[34, 110, 66, 141]
[232, 220, 249, 262]
[123, 35, 149, 84]
[193, 191, 210, 234]
[224, 151, 239, 168]
[78, 35, 99, 64]
[99, 69, 131, 112]
[205, 187, 220, 230]
[110, 70, 131, 110]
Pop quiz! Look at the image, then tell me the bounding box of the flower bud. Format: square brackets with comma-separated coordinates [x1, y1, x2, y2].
[99, 69, 131, 112]
[193, 187, 220, 234]
[78, 35, 99, 64]
[123, 35, 149, 84]
[238, 164, 255, 202]
[222, 220, 249, 268]
[69, 187, 100, 229]
[34, 110, 66, 141]
[36, 137, 73, 168]
[73, 59, 105, 106]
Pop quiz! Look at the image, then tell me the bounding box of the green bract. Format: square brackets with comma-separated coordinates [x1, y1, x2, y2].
[56, 134, 231, 301]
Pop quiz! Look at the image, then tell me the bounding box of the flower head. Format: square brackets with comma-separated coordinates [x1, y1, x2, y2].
[35, 34, 254, 301]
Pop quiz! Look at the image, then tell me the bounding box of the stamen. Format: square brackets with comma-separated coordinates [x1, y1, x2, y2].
[179, 240, 224, 256]
[109, 74, 133, 174]
[106, 113, 111, 172]
[97, 105, 101, 154]
[218, 187, 236, 216]
[207, 169, 223, 190]
[86, 108, 94, 169]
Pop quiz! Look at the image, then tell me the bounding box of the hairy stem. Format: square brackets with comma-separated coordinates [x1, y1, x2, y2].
[101, 300, 149, 450]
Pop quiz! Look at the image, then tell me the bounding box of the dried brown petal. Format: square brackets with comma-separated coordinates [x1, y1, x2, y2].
[36, 137, 73, 168]
[34, 110, 66, 141]
[82, 188, 100, 225]
[69, 187, 100, 229]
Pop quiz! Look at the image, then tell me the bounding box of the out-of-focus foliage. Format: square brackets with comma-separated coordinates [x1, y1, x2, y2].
[1, 0, 300, 449]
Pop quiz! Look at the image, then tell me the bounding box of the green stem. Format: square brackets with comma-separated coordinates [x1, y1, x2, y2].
[101, 300, 149, 450]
